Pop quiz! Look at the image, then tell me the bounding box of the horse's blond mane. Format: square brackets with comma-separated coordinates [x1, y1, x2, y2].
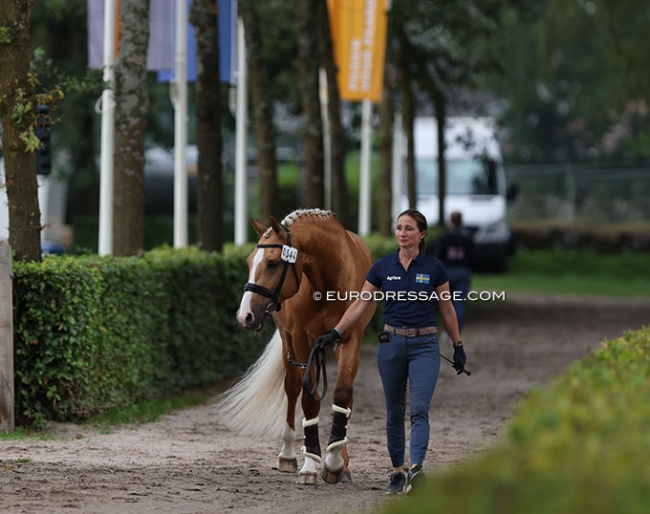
[280, 209, 333, 226]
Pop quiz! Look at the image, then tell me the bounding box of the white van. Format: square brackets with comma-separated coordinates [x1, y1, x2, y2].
[400, 116, 515, 272]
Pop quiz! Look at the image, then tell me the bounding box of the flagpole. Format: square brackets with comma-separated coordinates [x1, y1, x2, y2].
[391, 107, 403, 227]
[173, 0, 188, 248]
[358, 99, 372, 236]
[320, 68, 331, 211]
[234, 15, 248, 245]
[98, 0, 117, 256]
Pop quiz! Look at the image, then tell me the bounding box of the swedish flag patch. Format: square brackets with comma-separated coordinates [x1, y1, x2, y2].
[415, 273, 430, 284]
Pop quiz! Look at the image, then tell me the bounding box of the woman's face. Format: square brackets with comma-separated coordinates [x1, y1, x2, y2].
[395, 215, 425, 249]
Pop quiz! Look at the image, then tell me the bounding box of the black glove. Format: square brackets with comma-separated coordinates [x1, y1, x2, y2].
[453, 345, 467, 374]
[314, 328, 341, 349]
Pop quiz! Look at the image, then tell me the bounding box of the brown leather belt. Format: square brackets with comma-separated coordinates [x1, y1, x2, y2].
[384, 324, 437, 337]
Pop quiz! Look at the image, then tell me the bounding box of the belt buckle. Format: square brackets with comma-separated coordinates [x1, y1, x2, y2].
[405, 328, 416, 337]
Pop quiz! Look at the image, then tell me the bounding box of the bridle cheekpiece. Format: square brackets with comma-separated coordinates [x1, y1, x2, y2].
[243, 223, 300, 313]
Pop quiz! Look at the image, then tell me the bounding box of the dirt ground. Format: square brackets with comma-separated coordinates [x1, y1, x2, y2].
[1, 293, 649, 514]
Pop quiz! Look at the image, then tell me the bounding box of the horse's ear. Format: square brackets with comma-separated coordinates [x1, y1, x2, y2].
[269, 216, 282, 234]
[250, 217, 268, 237]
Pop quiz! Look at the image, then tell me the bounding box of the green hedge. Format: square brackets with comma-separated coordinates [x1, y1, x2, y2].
[11, 236, 398, 428]
[381, 325, 650, 514]
[12, 247, 270, 427]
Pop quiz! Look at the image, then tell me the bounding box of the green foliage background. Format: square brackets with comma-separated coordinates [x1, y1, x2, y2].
[12, 247, 272, 428]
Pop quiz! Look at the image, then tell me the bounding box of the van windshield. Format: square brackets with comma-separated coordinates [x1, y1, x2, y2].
[413, 158, 499, 195]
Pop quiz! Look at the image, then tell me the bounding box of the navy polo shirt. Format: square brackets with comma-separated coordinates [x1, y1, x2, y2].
[366, 250, 449, 327]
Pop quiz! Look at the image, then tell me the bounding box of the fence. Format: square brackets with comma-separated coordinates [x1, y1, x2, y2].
[505, 164, 650, 250]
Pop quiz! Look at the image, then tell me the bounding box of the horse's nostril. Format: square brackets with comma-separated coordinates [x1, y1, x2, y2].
[245, 312, 254, 326]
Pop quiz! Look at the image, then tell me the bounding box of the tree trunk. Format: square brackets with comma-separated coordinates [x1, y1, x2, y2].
[397, 30, 416, 211]
[435, 99, 446, 228]
[399, 25, 449, 229]
[317, 0, 349, 225]
[112, 0, 150, 256]
[0, 0, 42, 262]
[240, 0, 278, 221]
[190, 0, 224, 252]
[296, 0, 324, 209]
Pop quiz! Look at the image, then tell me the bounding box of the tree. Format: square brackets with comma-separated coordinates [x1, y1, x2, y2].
[377, 74, 394, 236]
[317, 0, 350, 227]
[395, 27, 416, 214]
[0, 0, 43, 262]
[30, 0, 103, 233]
[488, 0, 650, 162]
[112, 0, 150, 256]
[240, 0, 279, 222]
[390, 0, 531, 225]
[190, 0, 224, 252]
[296, 0, 324, 208]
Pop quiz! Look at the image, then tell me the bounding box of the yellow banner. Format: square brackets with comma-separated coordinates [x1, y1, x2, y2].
[328, 0, 388, 103]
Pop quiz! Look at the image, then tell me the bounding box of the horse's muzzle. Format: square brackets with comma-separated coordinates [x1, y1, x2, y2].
[236, 308, 267, 332]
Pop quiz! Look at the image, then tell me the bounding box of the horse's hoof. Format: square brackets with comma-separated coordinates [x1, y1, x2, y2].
[340, 470, 352, 483]
[277, 457, 298, 473]
[297, 472, 318, 486]
[321, 466, 346, 484]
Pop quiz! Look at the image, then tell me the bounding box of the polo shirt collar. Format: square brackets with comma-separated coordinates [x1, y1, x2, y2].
[391, 249, 426, 265]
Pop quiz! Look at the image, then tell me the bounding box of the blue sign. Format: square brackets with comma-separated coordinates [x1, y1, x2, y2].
[157, 0, 235, 84]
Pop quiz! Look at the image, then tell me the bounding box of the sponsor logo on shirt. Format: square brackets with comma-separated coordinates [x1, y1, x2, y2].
[386, 275, 401, 281]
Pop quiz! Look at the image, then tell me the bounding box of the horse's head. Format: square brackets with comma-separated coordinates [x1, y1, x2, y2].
[236, 216, 302, 331]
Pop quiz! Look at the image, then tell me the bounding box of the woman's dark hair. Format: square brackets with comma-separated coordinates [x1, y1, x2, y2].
[397, 209, 428, 251]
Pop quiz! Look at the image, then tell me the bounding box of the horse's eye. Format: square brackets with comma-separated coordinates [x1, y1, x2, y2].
[267, 260, 280, 269]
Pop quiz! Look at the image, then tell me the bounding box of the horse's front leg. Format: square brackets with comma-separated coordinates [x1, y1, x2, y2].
[322, 344, 359, 484]
[321, 403, 352, 484]
[298, 387, 322, 486]
[278, 366, 302, 473]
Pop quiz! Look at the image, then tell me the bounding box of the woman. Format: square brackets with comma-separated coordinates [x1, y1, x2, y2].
[313, 209, 466, 494]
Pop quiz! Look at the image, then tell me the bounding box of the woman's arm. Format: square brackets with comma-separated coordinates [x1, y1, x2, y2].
[436, 281, 462, 343]
[334, 280, 378, 336]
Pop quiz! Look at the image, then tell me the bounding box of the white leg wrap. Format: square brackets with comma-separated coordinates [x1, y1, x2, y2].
[325, 448, 344, 471]
[278, 422, 297, 461]
[300, 456, 320, 474]
[302, 416, 320, 428]
[332, 404, 351, 417]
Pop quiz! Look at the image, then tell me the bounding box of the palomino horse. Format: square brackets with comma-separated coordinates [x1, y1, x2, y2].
[218, 209, 375, 485]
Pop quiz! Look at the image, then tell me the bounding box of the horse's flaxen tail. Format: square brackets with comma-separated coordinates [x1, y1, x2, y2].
[215, 330, 289, 438]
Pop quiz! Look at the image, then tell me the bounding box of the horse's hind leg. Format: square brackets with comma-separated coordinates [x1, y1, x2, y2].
[278, 366, 301, 473]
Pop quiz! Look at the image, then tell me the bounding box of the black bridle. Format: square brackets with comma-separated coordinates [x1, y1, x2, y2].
[244, 224, 301, 313]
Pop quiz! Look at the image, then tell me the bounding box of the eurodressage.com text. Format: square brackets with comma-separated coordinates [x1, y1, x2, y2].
[314, 290, 507, 302]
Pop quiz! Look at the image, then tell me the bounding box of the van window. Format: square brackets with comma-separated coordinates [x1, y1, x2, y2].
[411, 157, 499, 196]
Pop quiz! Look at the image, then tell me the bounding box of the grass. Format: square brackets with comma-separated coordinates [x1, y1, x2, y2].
[473, 248, 650, 298]
[87, 388, 220, 430]
[0, 428, 54, 442]
[0, 388, 220, 439]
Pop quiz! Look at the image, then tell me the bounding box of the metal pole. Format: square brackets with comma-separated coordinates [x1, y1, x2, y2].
[358, 99, 373, 236]
[173, 0, 189, 248]
[391, 108, 403, 227]
[234, 15, 248, 245]
[98, 0, 117, 256]
[320, 68, 332, 211]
